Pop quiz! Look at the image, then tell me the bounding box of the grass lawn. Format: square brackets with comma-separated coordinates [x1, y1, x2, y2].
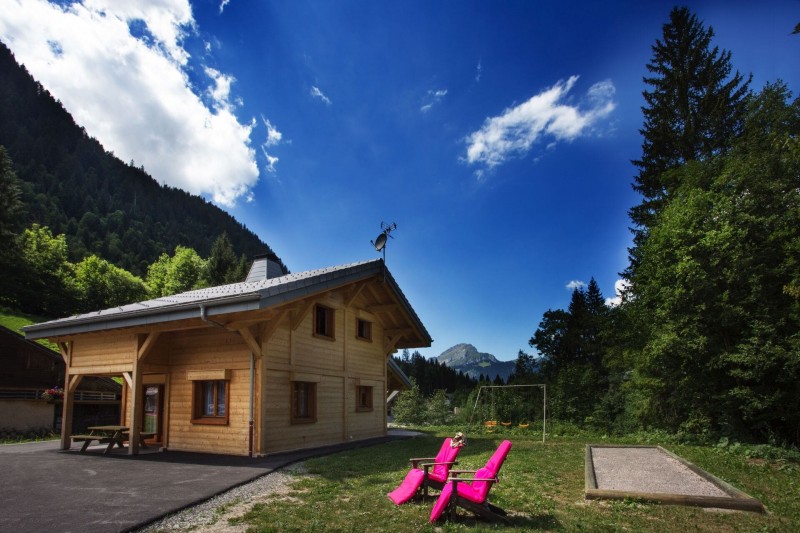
[233, 428, 799, 532]
[0, 306, 58, 351]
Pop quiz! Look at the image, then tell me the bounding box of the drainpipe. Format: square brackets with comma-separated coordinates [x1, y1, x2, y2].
[249, 351, 255, 458]
[200, 304, 229, 330]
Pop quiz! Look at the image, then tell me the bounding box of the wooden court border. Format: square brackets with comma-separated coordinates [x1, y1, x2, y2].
[585, 444, 764, 513]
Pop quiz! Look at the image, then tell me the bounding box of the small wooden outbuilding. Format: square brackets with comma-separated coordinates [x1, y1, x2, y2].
[0, 325, 120, 436]
[23, 257, 431, 456]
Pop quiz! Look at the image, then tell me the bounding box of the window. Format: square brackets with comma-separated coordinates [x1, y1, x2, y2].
[356, 318, 372, 341]
[314, 304, 335, 339]
[356, 385, 373, 412]
[192, 380, 229, 425]
[291, 381, 317, 424]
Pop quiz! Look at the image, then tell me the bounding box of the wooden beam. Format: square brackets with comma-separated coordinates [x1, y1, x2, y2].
[122, 372, 133, 389]
[384, 327, 413, 337]
[68, 364, 134, 376]
[367, 303, 399, 313]
[68, 374, 83, 394]
[58, 341, 73, 366]
[260, 309, 288, 345]
[291, 299, 315, 331]
[384, 334, 402, 356]
[344, 281, 370, 308]
[137, 332, 161, 362]
[238, 326, 263, 357]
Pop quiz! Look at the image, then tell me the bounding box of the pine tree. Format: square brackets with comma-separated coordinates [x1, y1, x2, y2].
[0, 146, 23, 247]
[204, 233, 239, 286]
[630, 6, 750, 234]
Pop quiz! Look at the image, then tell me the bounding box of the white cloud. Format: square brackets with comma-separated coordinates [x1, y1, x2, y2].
[219, 0, 231, 14]
[310, 85, 332, 105]
[605, 279, 631, 307]
[566, 280, 586, 291]
[261, 146, 279, 174]
[475, 60, 482, 82]
[464, 76, 616, 173]
[259, 115, 282, 174]
[0, 0, 261, 207]
[420, 88, 447, 113]
[262, 116, 283, 147]
[204, 66, 236, 111]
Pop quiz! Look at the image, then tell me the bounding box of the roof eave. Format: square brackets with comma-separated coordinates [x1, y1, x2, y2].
[22, 293, 262, 340]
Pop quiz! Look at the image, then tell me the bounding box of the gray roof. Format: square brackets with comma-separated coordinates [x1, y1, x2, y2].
[24, 259, 432, 345]
[387, 357, 413, 389]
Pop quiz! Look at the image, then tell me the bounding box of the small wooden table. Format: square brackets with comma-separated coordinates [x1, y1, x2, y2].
[73, 425, 129, 454]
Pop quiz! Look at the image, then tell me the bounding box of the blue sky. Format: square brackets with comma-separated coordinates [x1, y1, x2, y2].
[1, 1, 798, 361]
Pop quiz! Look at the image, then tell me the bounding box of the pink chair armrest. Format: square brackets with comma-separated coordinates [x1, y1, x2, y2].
[448, 469, 478, 476]
[449, 476, 498, 484]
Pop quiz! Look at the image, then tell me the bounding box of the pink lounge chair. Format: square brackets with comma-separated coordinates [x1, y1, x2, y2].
[387, 437, 462, 505]
[429, 440, 512, 523]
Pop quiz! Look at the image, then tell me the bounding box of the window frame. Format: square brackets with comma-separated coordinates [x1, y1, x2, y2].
[313, 304, 335, 340]
[356, 385, 373, 412]
[191, 379, 230, 426]
[356, 318, 372, 342]
[291, 381, 317, 424]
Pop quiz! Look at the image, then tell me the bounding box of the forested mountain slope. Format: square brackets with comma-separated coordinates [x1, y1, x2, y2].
[0, 41, 284, 276]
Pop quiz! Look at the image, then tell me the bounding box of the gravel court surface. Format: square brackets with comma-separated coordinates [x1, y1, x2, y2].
[590, 446, 729, 497]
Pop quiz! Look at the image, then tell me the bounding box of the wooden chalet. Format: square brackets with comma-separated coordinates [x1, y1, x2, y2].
[23, 257, 430, 456]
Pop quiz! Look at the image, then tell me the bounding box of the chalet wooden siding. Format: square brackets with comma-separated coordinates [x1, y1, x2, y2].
[72, 333, 138, 371]
[24, 259, 430, 457]
[258, 298, 388, 454]
[160, 329, 253, 455]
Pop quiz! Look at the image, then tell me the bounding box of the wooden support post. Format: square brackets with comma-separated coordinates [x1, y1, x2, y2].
[128, 357, 143, 455]
[59, 373, 83, 450]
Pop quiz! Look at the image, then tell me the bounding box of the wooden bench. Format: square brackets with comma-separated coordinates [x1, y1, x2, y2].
[72, 434, 115, 453]
[123, 431, 157, 448]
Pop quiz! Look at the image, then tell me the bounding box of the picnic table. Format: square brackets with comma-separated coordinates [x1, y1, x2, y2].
[72, 426, 157, 454]
[72, 425, 128, 454]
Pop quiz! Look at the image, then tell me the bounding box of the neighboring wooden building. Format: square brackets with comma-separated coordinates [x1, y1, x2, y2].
[23, 258, 430, 456]
[0, 325, 120, 436]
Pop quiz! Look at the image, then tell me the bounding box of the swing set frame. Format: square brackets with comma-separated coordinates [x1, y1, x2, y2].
[469, 384, 547, 443]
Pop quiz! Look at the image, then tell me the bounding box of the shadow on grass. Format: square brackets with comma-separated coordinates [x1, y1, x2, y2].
[441, 512, 562, 529]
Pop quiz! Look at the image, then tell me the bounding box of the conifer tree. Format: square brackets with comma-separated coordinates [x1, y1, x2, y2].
[204, 232, 239, 286]
[0, 146, 22, 247]
[630, 6, 750, 234]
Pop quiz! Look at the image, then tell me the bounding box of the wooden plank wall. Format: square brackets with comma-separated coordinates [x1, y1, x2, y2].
[260, 297, 387, 454]
[72, 334, 136, 368]
[163, 328, 252, 455]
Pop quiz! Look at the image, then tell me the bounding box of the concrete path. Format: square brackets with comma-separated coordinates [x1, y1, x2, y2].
[0, 431, 419, 533]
